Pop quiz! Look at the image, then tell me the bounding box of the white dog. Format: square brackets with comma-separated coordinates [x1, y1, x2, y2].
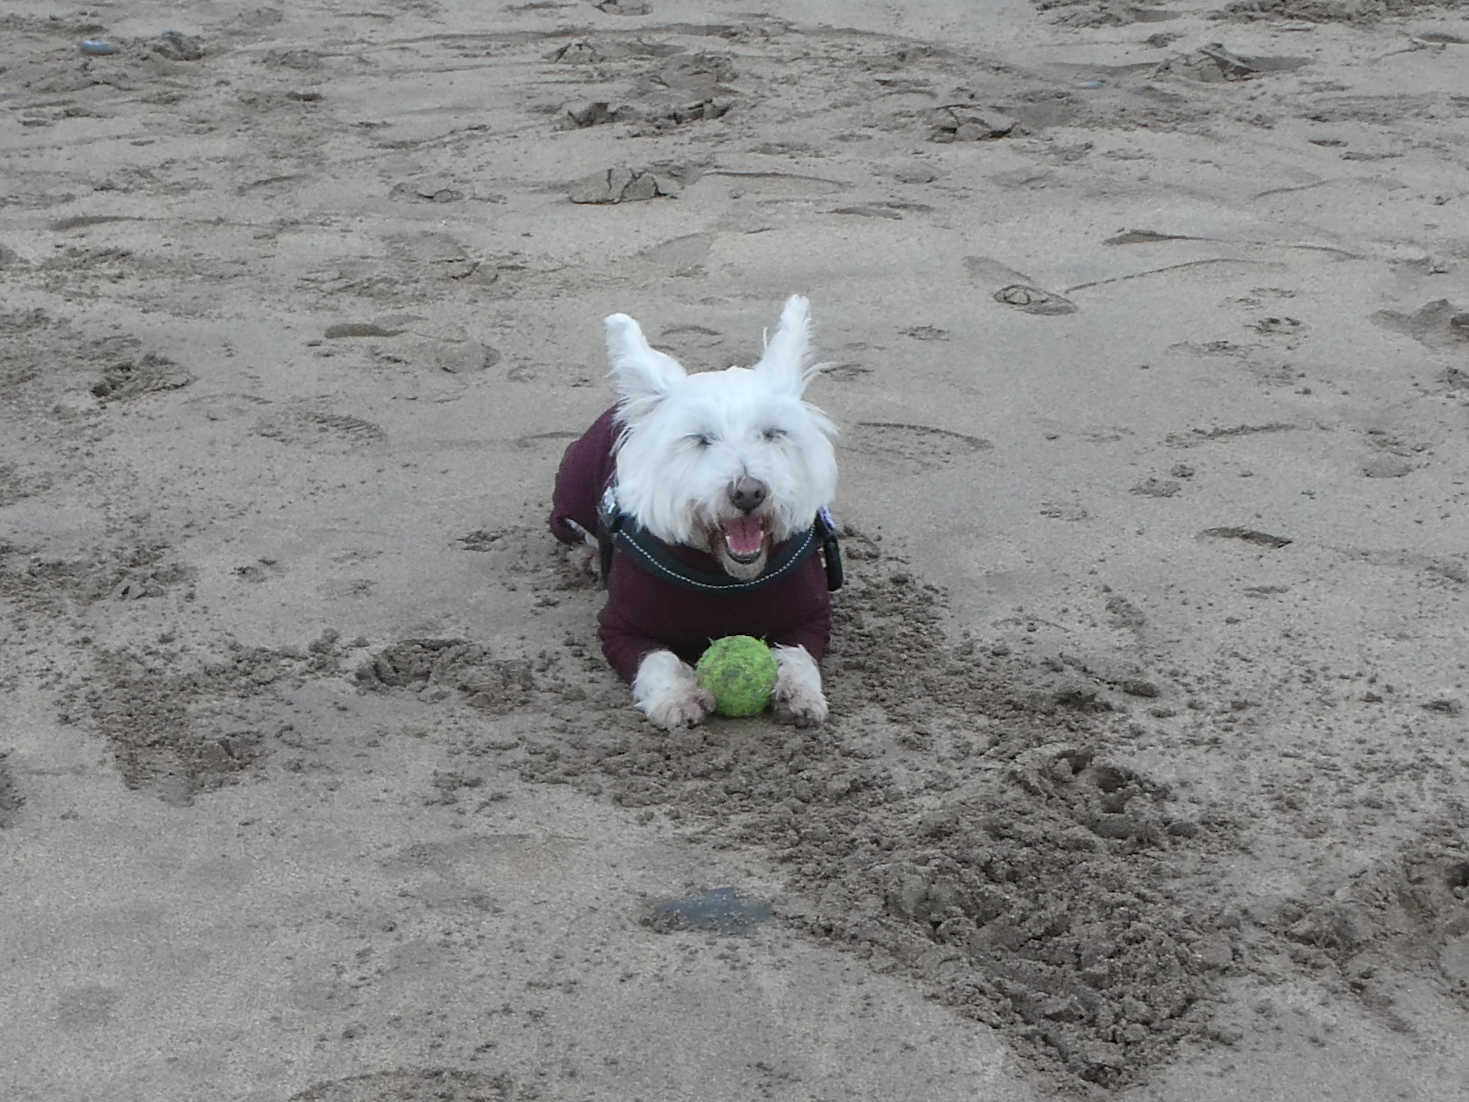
[550, 295, 841, 730]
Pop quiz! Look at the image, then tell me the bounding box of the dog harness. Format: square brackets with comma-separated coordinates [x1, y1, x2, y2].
[597, 487, 844, 594]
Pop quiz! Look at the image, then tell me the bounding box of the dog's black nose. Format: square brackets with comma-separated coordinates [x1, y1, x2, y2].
[729, 476, 768, 514]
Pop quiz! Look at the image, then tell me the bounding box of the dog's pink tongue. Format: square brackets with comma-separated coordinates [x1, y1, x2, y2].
[725, 516, 764, 556]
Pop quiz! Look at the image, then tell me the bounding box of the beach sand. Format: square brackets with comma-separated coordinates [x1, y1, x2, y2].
[3, 1, 1467, 1098]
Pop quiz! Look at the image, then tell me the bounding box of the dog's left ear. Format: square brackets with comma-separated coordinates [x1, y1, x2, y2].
[754, 295, 814, 395]
[606, 313, 687, 422]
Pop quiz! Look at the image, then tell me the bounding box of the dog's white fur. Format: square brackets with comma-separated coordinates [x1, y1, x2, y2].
[609, 295, 837, 729]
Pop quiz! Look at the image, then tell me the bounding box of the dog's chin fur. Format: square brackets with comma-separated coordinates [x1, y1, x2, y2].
[718, 552, 765, 581]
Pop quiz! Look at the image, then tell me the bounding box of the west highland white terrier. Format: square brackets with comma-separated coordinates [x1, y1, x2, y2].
[550, 295, 842, 730]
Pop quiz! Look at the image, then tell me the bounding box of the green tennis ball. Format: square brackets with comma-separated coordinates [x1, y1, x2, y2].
[696, 635, 778, 717]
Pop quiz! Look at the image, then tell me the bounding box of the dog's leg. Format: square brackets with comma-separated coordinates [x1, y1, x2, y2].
[556, 519, 601, 581]
[565, 536, 600, 581]
[771, 644, 828, 726]
[632, 649, 714, 730]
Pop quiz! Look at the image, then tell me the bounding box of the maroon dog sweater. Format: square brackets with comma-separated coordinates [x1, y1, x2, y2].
[550, 407, 832, 683]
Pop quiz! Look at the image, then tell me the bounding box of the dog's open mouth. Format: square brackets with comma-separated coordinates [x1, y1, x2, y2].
[720, 515, 768, 564]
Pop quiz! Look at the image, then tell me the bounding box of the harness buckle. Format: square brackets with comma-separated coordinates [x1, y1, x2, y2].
[816, 505, 844, 592]
[596, 485, 620, 585]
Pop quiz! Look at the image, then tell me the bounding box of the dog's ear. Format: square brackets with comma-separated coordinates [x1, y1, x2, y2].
[754, 294, 814, 395]
[605, 313, 686, 420]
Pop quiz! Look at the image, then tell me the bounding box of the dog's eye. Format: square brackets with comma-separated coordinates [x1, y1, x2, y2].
[762, 427, 786, 442]
[687, 432, 714, 448]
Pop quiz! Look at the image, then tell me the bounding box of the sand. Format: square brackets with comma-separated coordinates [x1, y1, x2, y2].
[2, 0, 1467, 1099]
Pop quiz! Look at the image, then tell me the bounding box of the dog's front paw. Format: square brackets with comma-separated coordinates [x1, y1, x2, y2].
[632, 649, 713, 730]
[772, 644, 828, 727]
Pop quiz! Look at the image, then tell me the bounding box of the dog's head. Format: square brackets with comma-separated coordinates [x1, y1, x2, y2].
[605, 295, 838, 581]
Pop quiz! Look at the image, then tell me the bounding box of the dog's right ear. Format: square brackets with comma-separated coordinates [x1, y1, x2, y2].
[753, 294, 814, 396]
[605, 314, 686, 421]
